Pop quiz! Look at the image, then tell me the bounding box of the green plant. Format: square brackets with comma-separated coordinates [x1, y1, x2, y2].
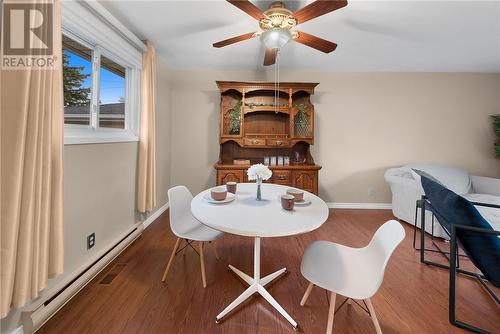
[493, 115, 500, 158]
[294, 104, 310, 137]
[228, 101, 241, 134]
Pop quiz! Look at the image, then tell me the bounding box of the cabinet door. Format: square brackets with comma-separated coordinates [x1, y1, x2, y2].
[292, 170, 318, 195]
[217, 170, 245, 185]
[290, 105, 314, 140]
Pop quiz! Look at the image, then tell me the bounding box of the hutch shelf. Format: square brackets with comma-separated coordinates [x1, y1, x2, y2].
[214, 81, 321, 195]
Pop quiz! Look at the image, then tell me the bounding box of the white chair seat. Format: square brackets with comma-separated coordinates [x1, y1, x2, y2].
[181, 219, 223, 242]
[301, 241, 382, 300]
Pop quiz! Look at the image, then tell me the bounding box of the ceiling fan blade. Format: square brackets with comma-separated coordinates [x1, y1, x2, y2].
[227, 0, 266, 21]
[263, 48, 277, 66]
[213, 32, 256, 48]
[295, 31, 337, 53]
[294, 0, 348, 25]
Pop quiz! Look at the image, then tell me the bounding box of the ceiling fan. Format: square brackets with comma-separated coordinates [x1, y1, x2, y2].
[213, 0, 348, 66]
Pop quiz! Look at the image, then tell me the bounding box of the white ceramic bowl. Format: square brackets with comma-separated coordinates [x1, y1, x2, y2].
[211, 187, 228, 201]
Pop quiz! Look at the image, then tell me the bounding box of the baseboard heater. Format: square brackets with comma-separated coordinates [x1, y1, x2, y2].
[21, 222, 144, 334]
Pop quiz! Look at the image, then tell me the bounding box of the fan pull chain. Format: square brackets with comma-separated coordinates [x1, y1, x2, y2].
[274, 50, 278, 113]
[277, 49, 280, 114]
[274, 49, 280, 114]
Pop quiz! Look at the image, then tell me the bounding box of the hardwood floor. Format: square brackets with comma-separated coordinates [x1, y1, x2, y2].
[38, 209, 500, 334]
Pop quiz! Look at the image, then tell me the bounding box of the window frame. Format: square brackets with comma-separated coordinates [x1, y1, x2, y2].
[62, 2, 143, 145]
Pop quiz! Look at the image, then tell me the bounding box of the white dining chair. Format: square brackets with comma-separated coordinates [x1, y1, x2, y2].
[162, 185, 223, 288]
[300, 220, 405, 334]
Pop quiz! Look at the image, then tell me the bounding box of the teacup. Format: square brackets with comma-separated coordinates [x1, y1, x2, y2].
[226, 181, 237, 194]
[281, 194, 295, 210]
[286, 189, 304, 202]
[211, 187, 227, 201]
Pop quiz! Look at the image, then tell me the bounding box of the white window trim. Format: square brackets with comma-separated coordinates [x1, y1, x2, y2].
[62, 1, 144, 145]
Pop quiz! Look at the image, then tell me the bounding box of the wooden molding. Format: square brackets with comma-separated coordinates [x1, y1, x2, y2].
[216, 81, 319, 94]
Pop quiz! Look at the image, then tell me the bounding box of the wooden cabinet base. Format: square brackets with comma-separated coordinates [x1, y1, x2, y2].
[215, 164, 321, 195]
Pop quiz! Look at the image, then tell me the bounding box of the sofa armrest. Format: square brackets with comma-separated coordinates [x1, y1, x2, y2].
[384, 167, 427, 224]
[471, 175, 500, 196]
[384, 167, 421, 190]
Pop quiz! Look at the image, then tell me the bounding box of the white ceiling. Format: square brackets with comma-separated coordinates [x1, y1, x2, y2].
[99, 0, 500, 71]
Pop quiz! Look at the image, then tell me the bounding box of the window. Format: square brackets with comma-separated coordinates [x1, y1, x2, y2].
[61, 1, 144, 144]
[99, 56, 126, 129]
[63, 35, 128, 131]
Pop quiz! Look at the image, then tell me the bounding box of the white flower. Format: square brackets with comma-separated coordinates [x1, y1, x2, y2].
[247, 163, 272, 181]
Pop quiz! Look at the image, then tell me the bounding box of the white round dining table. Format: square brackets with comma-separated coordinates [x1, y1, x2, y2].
[191, 183, 329, 330]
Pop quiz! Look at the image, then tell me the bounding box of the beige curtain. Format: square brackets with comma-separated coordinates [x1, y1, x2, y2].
[0, 0, 64, 317]
[137, 41, 157, 213]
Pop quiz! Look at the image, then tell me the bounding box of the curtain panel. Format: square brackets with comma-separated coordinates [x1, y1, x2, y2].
[137, 41, 157, 213]
[0, 0, 64, 317]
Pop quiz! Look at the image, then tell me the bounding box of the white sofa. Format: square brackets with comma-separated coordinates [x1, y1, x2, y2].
[384, 164, 500, 238]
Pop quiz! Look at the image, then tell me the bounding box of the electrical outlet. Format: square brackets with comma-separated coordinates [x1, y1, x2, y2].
[87, 233, 95, 249]
[368, 187, 375, 196]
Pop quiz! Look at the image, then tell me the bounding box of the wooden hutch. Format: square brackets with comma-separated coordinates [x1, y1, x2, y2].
[214, 81, 321, 195]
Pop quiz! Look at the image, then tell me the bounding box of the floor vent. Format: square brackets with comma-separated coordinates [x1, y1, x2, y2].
[99, 263, 126, 285]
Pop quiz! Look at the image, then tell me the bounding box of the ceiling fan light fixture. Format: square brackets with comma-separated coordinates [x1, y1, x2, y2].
[260, 28, 292, 50]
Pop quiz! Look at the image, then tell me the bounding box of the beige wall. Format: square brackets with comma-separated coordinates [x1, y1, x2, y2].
[63, 143, 138, 273]
[170, 70, 500, 203]
[0, 57, 172, 334]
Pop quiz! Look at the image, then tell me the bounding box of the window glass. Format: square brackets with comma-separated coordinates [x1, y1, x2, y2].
[99, 56, 126, 129]
[63, 36, 92, 126]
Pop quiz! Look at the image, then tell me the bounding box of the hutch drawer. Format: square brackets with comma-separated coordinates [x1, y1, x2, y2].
[271, 170, 291, 185]
[217, 170, 245, 185]
[267, 139, 290, 147]
[243, 138, 266, 147]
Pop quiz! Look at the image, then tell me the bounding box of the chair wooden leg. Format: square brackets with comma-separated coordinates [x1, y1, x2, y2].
[211, 241, 220, 260]
[162, 238, 181, 282]
[199, 241, 207, 288]
[365, 298, 383, 334]
[326, 292, 337, 334]
[300, 283, 314, 306]
[347, 298, 352, 305]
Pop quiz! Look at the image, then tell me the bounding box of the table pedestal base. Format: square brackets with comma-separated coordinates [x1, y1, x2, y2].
[215, 237, 298, 330]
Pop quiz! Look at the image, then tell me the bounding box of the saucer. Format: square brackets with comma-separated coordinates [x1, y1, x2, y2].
[294, 198, 312, 206]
